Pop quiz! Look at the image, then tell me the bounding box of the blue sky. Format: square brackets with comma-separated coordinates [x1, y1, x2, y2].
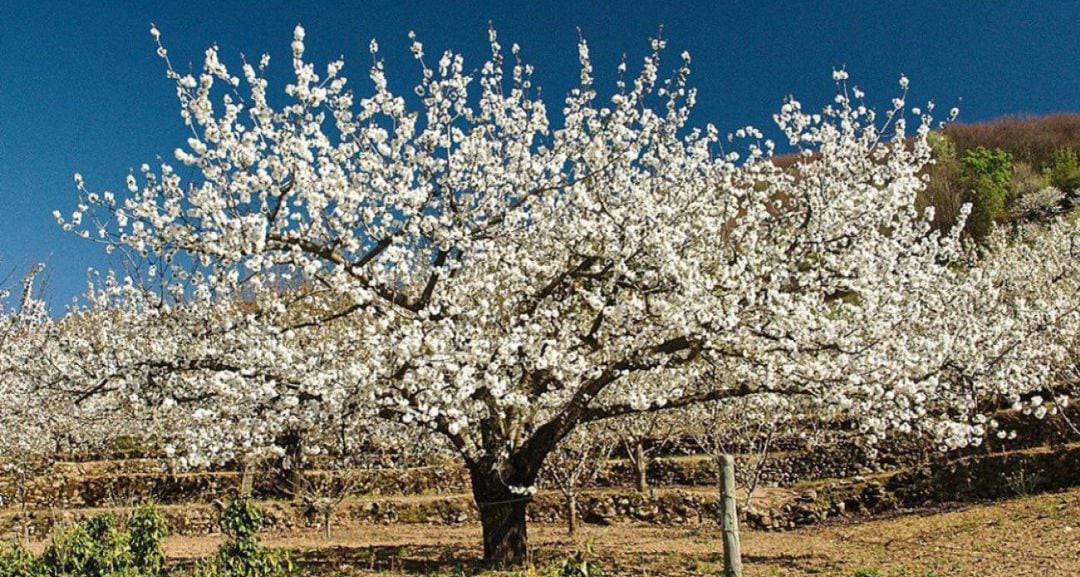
[1, 1, 1078, 305]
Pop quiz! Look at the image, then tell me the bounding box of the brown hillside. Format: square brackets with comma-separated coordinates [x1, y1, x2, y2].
[943, 113, 1080, 166]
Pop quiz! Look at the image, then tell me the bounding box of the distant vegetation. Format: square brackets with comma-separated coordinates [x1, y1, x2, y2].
[922, 114, 1080, 239]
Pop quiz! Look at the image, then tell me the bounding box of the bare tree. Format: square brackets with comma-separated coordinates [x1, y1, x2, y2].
[691, 395, 812, 511]
[606, 412, 683, 493]
[543, 425, 613, 535]
[295, 457, 366, 540]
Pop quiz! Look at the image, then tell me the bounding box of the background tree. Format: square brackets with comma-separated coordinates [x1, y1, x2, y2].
[689, 395, 817, 510]
[542, 424, 613, 535]
[605, 412, 682, 493]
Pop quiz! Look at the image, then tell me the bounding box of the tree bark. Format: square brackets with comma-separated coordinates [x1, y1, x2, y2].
[276, 430, 305, 499]
[469, 464, 531, 567]
[567, 493, 578, 535]
[634, 442, 648, 493]
[239, 458, 255, 497]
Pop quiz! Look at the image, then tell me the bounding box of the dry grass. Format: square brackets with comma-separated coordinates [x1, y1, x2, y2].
[150, 487, 1080, 577]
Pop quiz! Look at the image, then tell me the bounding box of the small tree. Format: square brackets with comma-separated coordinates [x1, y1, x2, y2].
[292, 419, 408, 541]
[543, 425, 613, 535]
[296, 461, 363, 541]
[690, 395, 819, 511]
[605, 413, 682, 493]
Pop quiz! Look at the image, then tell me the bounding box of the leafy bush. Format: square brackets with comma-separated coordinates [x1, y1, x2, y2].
[852, 570, 884, 577]
[40, 513, 134, 577]
[0, 544, 45, 577]
[192, 499, 292, 577]
[1047, 147, 1080, 193]
[961, 147, 1013, 239]
[1, 506, 168, 577]
[127, 505, 167, 575]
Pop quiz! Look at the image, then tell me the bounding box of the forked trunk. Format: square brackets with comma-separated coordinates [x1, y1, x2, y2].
[469, 464, 531, 567]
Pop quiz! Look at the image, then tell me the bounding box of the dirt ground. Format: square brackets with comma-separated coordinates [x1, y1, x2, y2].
[159, 487, 1080, 577]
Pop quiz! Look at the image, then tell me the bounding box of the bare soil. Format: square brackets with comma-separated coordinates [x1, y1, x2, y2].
[156, 487, 1080, 577]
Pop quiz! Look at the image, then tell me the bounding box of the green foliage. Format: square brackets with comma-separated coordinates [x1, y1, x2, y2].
[220, 499, 264, 544]
[960, 147, 1013, 240]
[852, 570, 884, 577]
[127, 505, 167, 575]
[1047, 147, 1080, 193]
[962, 147, 1014, 187]
[543, 545, 604, 577]
[965, 174, 1007, 239]
[192, 499, 292, 577]
[0, 544, 45, 577]
[40, 513, 135, 577]
[1, 506, 168, 577]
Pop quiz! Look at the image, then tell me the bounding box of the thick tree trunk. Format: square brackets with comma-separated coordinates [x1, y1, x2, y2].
[276, 430, 304, 499]
[469, 465, 531, 567]
[633, 442, 648, 493]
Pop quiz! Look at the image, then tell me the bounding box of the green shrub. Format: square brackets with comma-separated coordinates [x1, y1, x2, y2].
[192, 499, 292, 577]
[41, 513, 134, 577]
[128, 505, 167, 575]
[4, 506, 167, 577]
[0, 544, 45, 577]
[963, 146, 1013, 188]
[852, 569, 884, 577]
[961, 146, 1013, 240]
[1047, 147, 1080, 193]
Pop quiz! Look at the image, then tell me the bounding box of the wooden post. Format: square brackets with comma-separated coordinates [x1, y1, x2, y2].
[240, 457, 255, 497]
[720, 454, 743, 577]
[567, 493, 578, 535]
[634, 442, 649, 492]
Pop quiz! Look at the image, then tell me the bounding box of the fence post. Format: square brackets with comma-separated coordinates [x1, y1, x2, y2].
[720, 454, 743, 577]
[240, 456, 255, 497]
